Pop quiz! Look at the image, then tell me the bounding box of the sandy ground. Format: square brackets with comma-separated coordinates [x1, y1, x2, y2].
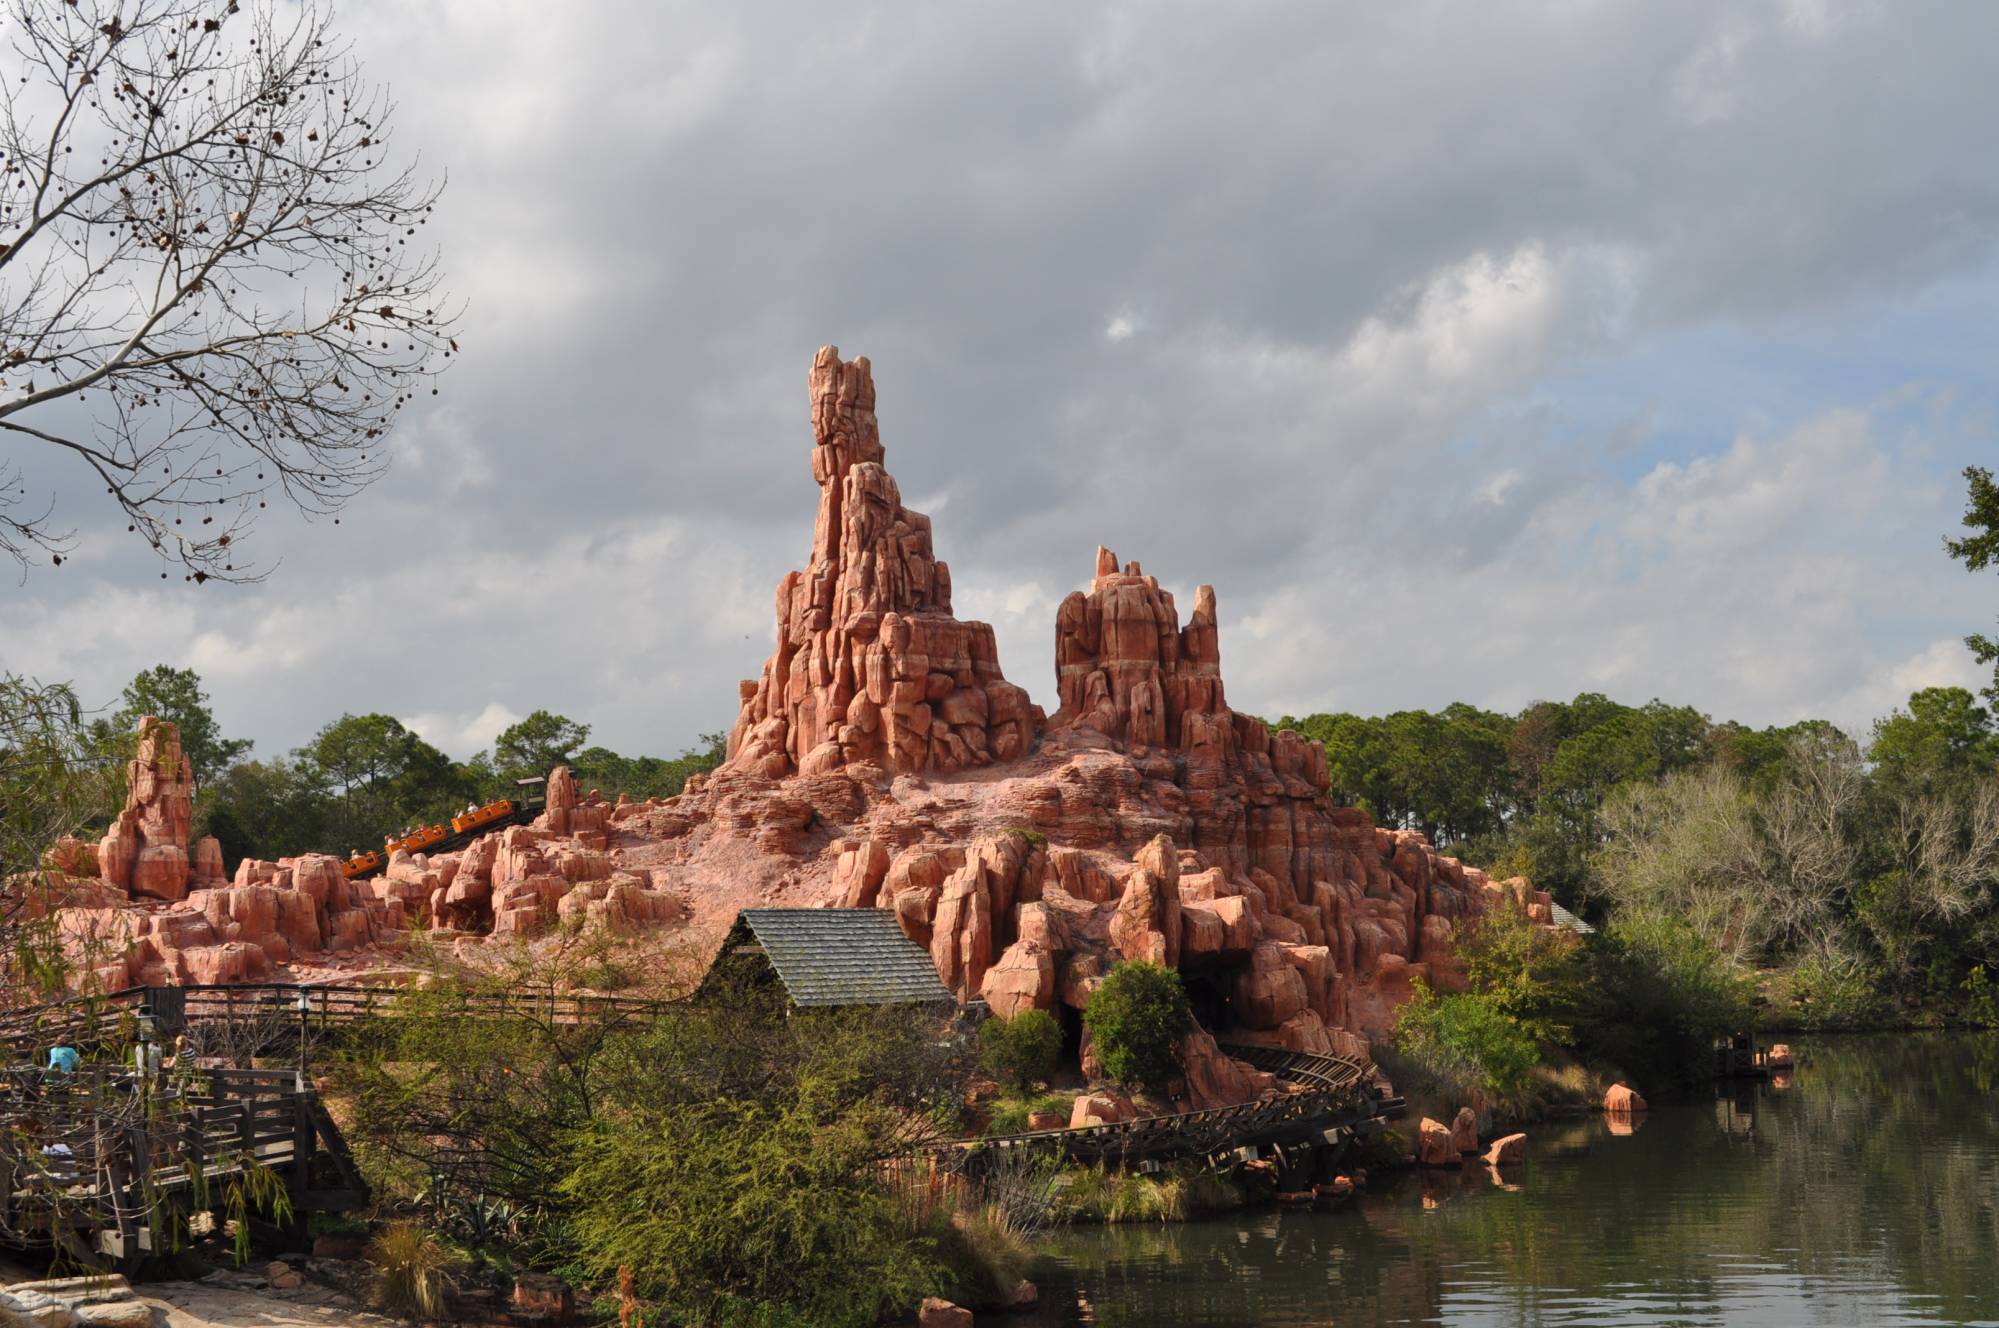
[141, 1282, 402, 1327]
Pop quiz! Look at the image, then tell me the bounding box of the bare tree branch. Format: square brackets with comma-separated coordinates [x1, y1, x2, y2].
[0, 0, 457, 581]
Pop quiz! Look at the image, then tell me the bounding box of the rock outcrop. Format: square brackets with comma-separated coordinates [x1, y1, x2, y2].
[94, 717, 224, 903]
[725, 347, 1042, 780]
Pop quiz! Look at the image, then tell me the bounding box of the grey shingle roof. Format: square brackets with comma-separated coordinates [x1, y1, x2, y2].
[1550, 901, 1596, 935]
[737, 908, 953, 1008]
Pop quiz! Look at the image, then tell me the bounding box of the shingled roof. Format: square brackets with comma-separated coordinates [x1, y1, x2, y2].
[726, 908, 954, 1008]
[1549, 901, 1596, 936]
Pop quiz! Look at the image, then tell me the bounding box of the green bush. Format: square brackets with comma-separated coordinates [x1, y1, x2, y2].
[1962, 965, 1999, 1029]
[1082, 962, 1192, 1089]
[1573, 914, 1754, 1084]
[978, 1008, 1061, 1091]
[558, 1094, 952, 1328]
[1777, 953, 1890, 1030]
[1392, 982, 1540, 1099]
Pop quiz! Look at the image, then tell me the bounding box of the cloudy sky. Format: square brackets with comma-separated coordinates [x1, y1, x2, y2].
[4, 0, 1997, 761]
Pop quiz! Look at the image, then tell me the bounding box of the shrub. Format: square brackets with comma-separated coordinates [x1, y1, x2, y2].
[937, 1204, 1034, 1304]
[1083, 961, 1192, 1089]
[1963, 965, 1999, 1029]
[1453, 905, 1590, 1041]
[1573, 914, 1754, 1083]
[557, 1094, 952, 1328]
[368, 1221, 456, 1321]
[985, 1100, 1030, 1136]
[1392, 982, 1540, 1100]
[1777, 953, 1890, 1030]
[979, 1008, 1061, 1091]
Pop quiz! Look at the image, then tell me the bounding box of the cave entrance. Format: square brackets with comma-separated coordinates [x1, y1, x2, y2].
[1057, 999, 1084, 1063]
[1183, 970, 1232, 1033]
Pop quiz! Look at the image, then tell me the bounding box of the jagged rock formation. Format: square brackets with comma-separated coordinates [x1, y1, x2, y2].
[27, 346, 1558, 1115]
[95, 717, 216, 903]
[726, 347, 1041, 780]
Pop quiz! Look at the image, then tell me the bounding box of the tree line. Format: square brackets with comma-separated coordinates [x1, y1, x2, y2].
[4, 664, 724, 874]
[1273, 687, 1999, 1021]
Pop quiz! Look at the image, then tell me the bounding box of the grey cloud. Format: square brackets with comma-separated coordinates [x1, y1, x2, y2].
[4, 0, 1998, 758]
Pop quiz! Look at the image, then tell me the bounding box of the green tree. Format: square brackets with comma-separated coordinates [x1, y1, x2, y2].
[1083, 961, 1193, 1089]
[1868, 687, 1998, 798]
[1946, 464, 1999, 705]
[109, 665, 251, 785]
[0, 675, 110, 995]
[493, 710, 593, 780]
[198, 757, 328, 866]
[297, 714, 472, 851]
[978, 1009, 1061, 1092]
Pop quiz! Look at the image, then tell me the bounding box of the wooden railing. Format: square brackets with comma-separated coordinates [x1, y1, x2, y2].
[0, 1064, 364, 1254]
[0, 983, 672, 1059]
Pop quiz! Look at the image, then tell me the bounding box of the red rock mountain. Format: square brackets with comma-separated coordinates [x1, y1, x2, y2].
[29, 346, 1554, 1104]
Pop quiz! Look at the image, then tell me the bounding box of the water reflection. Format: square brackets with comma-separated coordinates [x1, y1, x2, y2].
[1026, 1034, 1999, 1327]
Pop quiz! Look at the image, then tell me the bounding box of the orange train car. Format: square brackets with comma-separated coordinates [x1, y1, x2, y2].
[341, 798, 524, 880]
[386, 822, 449, 856]
[451, 799, 515, 836]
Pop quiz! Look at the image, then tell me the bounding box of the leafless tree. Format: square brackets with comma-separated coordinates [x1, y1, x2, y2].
[0, 0, 454, 581]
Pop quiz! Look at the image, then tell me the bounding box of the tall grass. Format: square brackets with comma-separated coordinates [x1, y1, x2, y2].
[367, 1221, 456, 1321]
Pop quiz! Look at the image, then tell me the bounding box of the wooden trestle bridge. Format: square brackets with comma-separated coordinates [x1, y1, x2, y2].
[935, 1043, 1404, 1179]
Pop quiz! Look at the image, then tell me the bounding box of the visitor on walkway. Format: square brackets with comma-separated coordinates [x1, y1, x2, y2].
[45, 1038, 78, 1074]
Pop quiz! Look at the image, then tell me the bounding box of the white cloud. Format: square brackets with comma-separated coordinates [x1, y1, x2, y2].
[1104, 314, 1139, 343]
[402, 702, 521, 758]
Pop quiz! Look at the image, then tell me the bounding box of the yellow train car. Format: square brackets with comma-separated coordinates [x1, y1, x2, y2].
[451, 799, 516, 836]
[341, 849, 382, 880]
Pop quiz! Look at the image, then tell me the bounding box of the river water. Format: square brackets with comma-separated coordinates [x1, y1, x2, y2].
[1023, 1035, 1999, 1327]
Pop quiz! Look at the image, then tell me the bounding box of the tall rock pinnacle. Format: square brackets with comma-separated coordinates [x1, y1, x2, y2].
[726, 347, 1043, 778]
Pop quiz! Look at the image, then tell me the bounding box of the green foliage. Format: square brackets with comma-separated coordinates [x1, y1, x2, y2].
[1946, 464, 1999, 706]
[1082, 961, 1192, 1090]
[1392, 981, 1540, 1099]
[984, 1092, 1072, 1136]
[1962, 965, 1999, 1029]
[978, 1008, 1060, 1091]
[1775, 953, 1890, 1031]
[1868, 687, 1998, 797]
[1452, 905, 1589, 1043]
[1572, 915, 1754, 1084]
[559, 1096, 949, 1327]
[493, 710, 592, 780]
[110, 665, 251, 785]
[564, 732, 728, 803]
[332, 943, 975, 1327]
[296, 712, 474, 851]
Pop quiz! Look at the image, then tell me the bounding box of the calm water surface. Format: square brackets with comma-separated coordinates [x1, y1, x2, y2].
[1023, 1035, 1999, 1328]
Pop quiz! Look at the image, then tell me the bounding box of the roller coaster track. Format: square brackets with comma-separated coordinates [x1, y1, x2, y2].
[929, 1044, 1402, 1174]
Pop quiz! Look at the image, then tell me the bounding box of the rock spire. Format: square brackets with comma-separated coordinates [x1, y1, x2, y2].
[726, 346, 1041, 778]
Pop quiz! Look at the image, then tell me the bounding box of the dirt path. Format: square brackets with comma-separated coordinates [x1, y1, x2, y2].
[141, 1281, 402, 1327]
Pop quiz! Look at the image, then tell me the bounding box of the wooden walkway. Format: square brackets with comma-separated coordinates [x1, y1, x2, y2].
[935, 1044, 1402, 1174]
[0, 1064, 364, 1265]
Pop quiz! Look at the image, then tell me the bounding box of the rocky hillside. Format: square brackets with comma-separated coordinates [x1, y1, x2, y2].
[27, 346, 1555, 1102]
